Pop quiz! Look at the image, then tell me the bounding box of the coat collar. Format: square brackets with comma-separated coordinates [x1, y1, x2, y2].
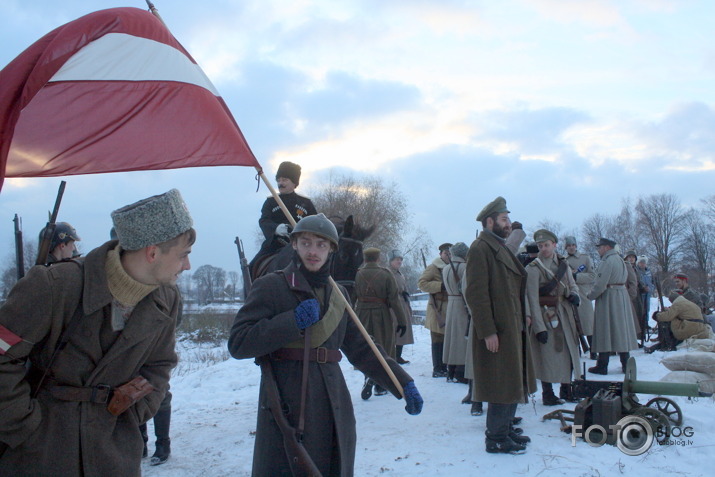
[478, 230, 526, 277]
[431, 257, 448, 270]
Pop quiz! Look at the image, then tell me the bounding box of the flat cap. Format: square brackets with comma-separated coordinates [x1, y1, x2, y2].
[111, 189, 193, 251]
[533, 229, 557, 243]
[363, 247, 381, 261]
[438, 243, 453, 253]
[564, 236, 577, 246]
[476, 196, 509, 222]
[595, 237, 616, 248]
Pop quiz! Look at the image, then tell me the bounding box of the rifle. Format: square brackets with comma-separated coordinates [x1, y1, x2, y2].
[35, 181, 66, 265]
[258, 357, 322, 477]
[13, 214, 25, 279]
[570, 303, 590, 354]
[235, 236, 252, 298]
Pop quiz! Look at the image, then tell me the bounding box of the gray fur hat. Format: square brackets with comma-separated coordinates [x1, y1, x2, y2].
[388, 249, 403, 262]
[564, 236, 577, 246]
[111, 189, 193, 251]
[450, 242, 469, 259]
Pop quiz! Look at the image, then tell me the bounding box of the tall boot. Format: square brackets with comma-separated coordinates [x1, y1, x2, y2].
[588, 353, 609, 375]
[447, 365, 456, 382]
[150, 405, 172, 465]
[541, 382, 564, 406]
[396, 345, 409, 364]
[361, 376, 373, 400]
[432, 343, 448, 378]
[619, 352, 630, 373]
[462, 380, 473, 404]
[454, 365, 468, 384]
[559, 383, 577, 402]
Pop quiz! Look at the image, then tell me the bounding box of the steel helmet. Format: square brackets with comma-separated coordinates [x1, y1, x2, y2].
[290, 213, 339, 247]
[39, 222, 81, 250]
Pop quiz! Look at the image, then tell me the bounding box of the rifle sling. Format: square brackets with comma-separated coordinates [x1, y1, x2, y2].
[536, 259, 568, 296]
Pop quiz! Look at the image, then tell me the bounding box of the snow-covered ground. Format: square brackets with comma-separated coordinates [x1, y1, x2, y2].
[142, 303, 714, 476]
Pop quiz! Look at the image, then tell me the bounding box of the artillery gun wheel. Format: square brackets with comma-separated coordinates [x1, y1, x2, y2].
[645, 397, 683, 426]
[632, 407, 670, 444]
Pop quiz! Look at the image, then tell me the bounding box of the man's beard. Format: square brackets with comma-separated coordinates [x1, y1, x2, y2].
[492, 222, 510, 239]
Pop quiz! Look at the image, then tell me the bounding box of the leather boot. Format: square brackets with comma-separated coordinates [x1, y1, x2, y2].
[396, 345, 409, 364]
[462, 380, 473, 404]
[471, 402, 483, 416]
[559, 383, 577, 402]
[431, 343, 448, 378]
[454, 365, 468, 384]
[361, 378, 373, 400]
[588, 353, 609, 375]
[541, 382, 564, 406]
[619, 352, 630, 373]
[150, 438, 171, 466]
[447, 365, 456, 382]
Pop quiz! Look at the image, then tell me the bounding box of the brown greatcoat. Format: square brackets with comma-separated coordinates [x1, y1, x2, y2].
[0, 241, 179, 476]
[418, 257, 449, 334]
[587, 248, 639, 353]
[227, 261, 412, 477]
[565, 251, 596, 335]
[355, 262, 407, 359]
[656, 296, 711, 341]
[464, 231, 536, 404]
[389, 267, 415, 346]
[526, 255, 581, 384]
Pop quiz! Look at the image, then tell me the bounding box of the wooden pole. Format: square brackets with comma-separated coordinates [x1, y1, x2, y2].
[256, 170, 404, 397]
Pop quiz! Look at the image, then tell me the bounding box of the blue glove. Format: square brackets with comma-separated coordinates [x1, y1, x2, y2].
[294, 299, 320, 329]
[403, 381, 423, 415]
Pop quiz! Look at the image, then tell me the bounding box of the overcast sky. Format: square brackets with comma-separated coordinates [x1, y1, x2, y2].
[1, 0, 714, 277]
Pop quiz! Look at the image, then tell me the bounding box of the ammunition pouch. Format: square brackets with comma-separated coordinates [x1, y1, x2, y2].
[539, 295, 559, 308]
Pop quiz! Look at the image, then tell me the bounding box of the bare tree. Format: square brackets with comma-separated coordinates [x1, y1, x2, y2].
[310, 173, 408, 253]
[635, 193, 685, 276]
[702, 194, 715, 223]
[580, 213, 612, 263]
[610, 198, 643, 254]
[681, 209, 715, 294]
[192, 265, 226, 305]
[228, 271, 239, 301]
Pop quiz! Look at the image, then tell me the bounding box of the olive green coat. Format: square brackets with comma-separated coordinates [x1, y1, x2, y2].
[526, 255, 581, 384]
[656, 296, 711, 341]
[0, 241, 179, 476]
[390, 267, 415, 346]
[355, 262, 407, 358]
[464, 231, 536, 404]
[418, 258, 449, 334]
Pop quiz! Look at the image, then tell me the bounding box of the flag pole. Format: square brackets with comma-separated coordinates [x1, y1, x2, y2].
[145, 3, 403, 398]
[255, 170, 404, 398]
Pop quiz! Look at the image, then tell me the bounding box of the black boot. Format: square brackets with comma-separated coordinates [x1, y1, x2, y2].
[462, 380, 473, 404]
[395, 345, 409, 364]
[447, 365, 456, 382]
[619, 352, 630, 373]
[541, 382, 564, 406]
[471, 402, 483, 416]
[150, 438, 171, 466]
[587, 336, 596, 359]
[361, 378, 373, 400]
[588, 353, 609, 375]
[454, 365, 468, 384]
[374, 384, 387, 396]
[559, 383, 577, 402]
[431, 343, 448, 378]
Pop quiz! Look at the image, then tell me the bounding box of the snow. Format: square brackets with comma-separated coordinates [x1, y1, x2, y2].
[142, 304, 714, 476]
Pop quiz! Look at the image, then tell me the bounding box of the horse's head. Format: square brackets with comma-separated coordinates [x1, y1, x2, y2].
[331, 215, 375, 288]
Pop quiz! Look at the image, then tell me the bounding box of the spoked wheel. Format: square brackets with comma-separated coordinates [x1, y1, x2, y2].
[645, 397, 683, 426]
[633, 407, 671, 444]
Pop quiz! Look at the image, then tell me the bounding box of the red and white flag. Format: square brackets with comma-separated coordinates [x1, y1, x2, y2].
[0, 324, 22, 355]
[0, 7, 260, 192]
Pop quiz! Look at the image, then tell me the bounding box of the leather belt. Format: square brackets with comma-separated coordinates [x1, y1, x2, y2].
[359, 297, 387, 304]
[271, 347, 342, 363]
[43, 378, 112, 404]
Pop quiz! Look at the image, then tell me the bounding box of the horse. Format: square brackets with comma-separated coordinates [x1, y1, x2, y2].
[249, 215, 374, 300]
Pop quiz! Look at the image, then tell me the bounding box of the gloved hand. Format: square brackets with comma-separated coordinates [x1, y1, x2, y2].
[275, 223, 291, 237]
[294, 299, 320, 329]
[567, 293, 580, 307]
[511, 221, 522, 230]
[396, 325, 407, 337]
[536, 331, 548, 344]
[403, 381, 423, 415]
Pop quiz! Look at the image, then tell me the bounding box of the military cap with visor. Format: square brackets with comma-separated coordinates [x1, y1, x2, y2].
[476, 196, 510, 222]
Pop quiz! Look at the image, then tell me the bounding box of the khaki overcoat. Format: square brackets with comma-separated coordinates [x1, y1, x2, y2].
[657, 296, 711, 341]
[565, 251, 596, 335]
[355, 262, 407, 358]
[418, 258, 448, 334]
[464, 231, 536, 404]
[0, 241, 179, 476]
[526, 255, 581, 384]
[442, 257, 470, 365]
[587, 248, 639, 353]
[228, 261, 412, 477]
[390, 267, 415, 346]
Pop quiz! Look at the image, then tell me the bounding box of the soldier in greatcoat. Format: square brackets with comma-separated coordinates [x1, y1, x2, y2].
[388, 250, 415, 364]
[228, 214, 422, 476]
[355, 247, 408, 398]
[525, 230, 582, 405]
[587, 238, 639, 375]
[0, 189, 193, 476]
[464, 197, 536, 454]
[418, 243, 452, 377]
[564, 236, 596, 358]
[442, 242, 470, 384]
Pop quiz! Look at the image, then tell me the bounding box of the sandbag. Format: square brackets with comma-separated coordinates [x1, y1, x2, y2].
[660, 370, 715, 394]
[677, 338, 715, 352]
[661, 352, 715, 376]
